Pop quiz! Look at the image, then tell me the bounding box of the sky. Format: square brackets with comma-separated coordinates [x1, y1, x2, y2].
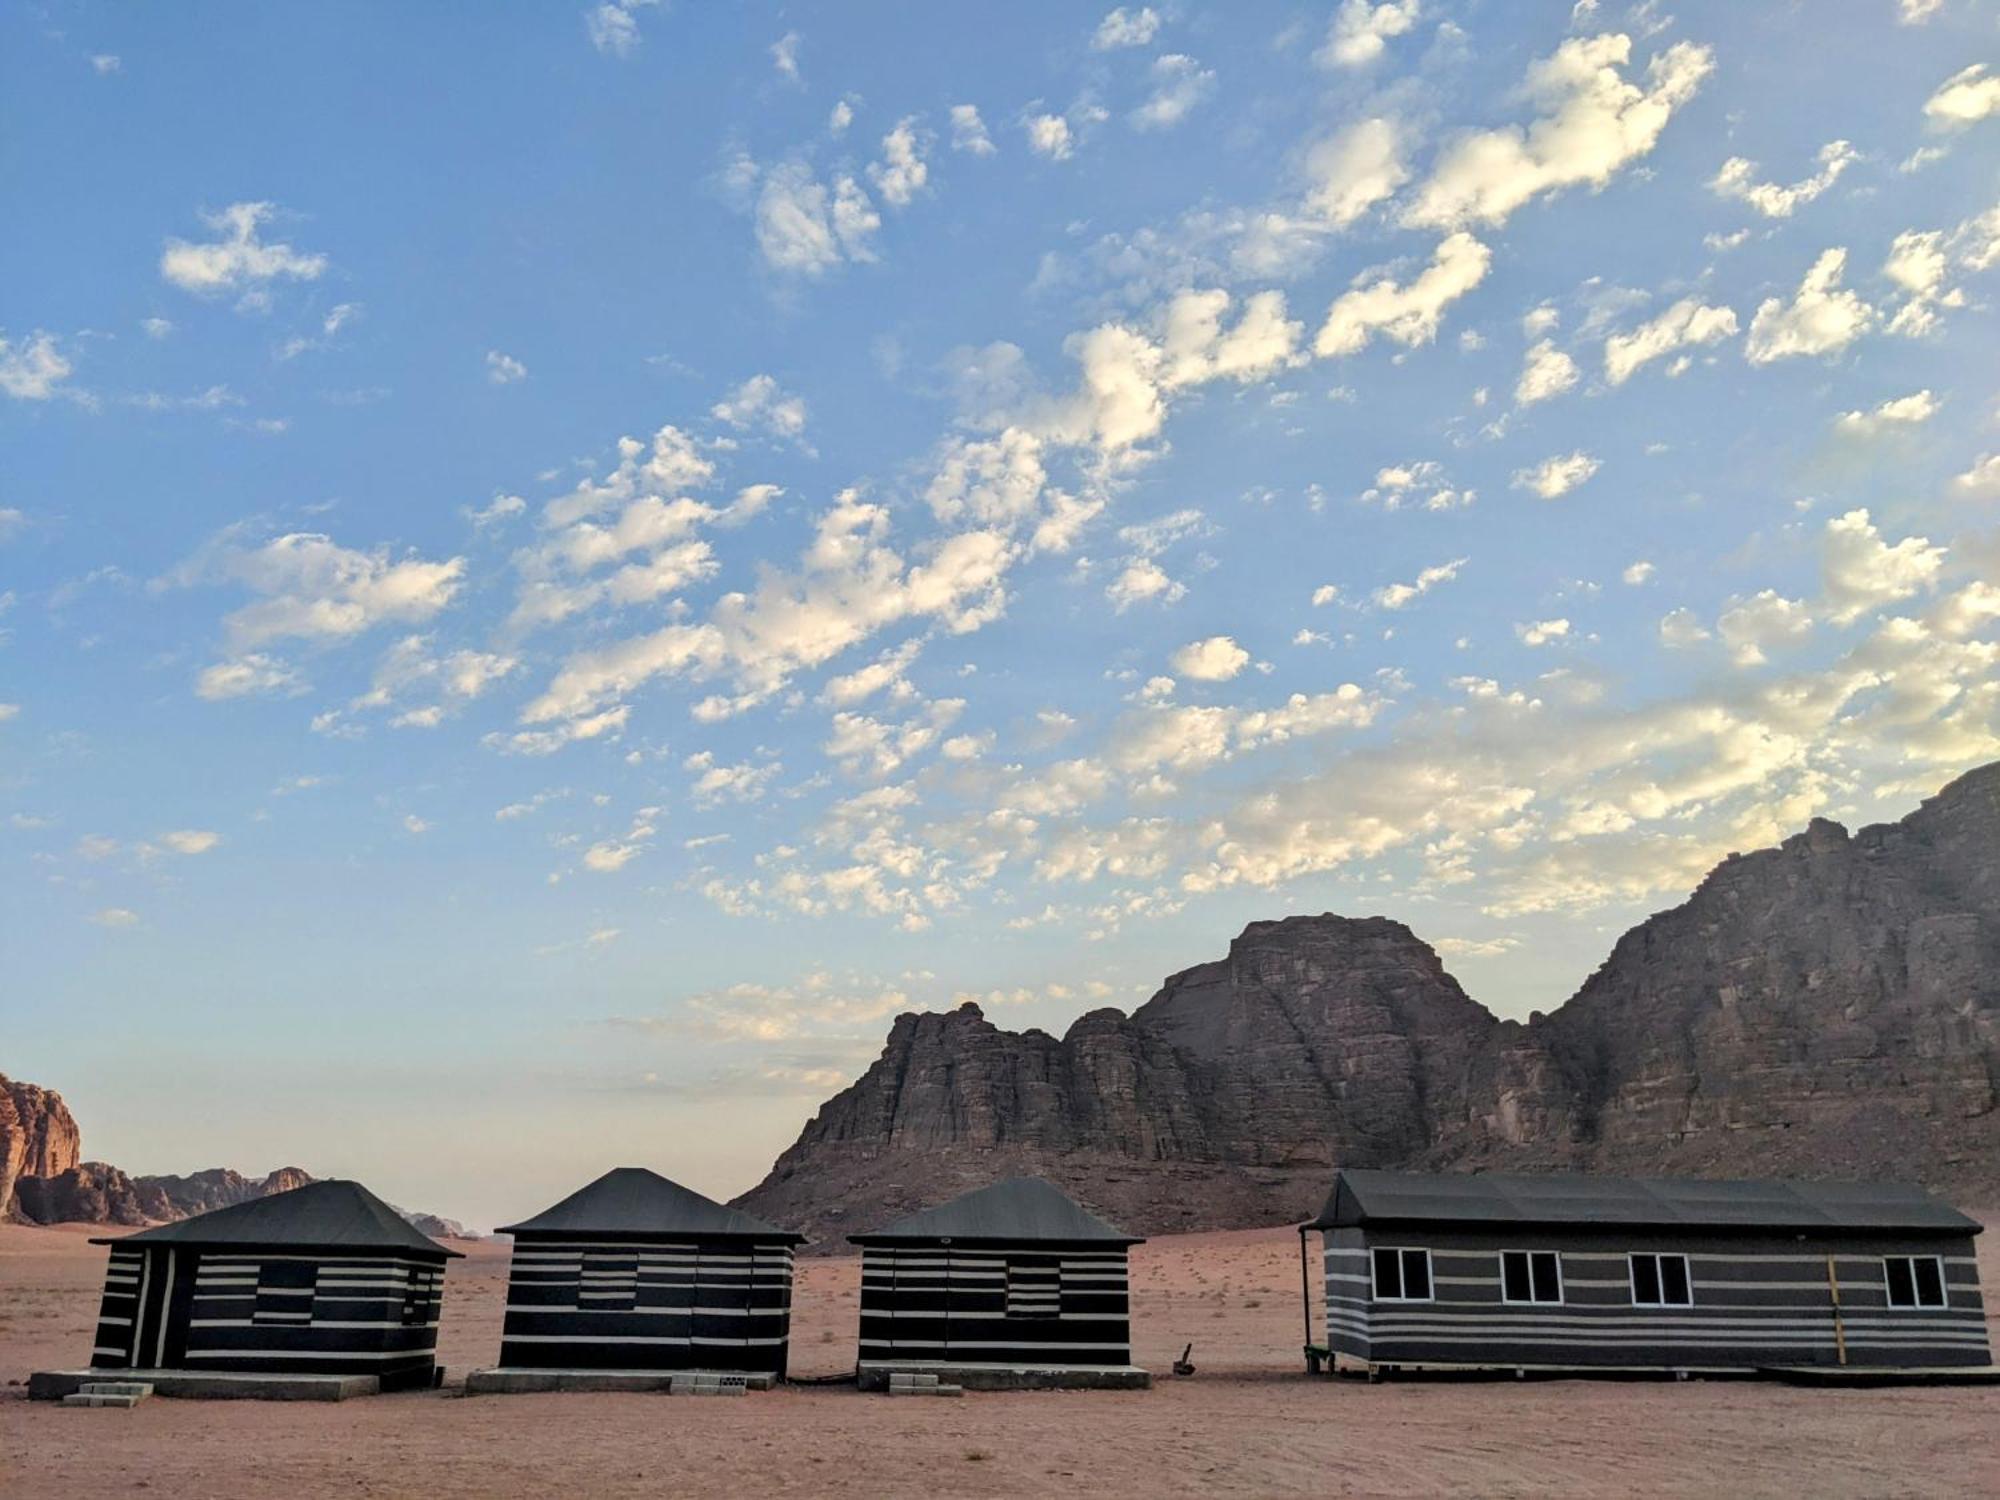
[4, 1, 1998, 1231]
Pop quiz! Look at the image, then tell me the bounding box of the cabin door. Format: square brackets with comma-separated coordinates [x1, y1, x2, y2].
[946, 1250, 1006, 1362]
[131, 1248, 195, 1369]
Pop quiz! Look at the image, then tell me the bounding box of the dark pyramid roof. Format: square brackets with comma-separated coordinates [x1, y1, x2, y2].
[497, 1167, 804, 1242]
[1305, 1168, 1981, 1235]
[92, 1178, 461, 1256]
[849, 1176, 1143, 1246]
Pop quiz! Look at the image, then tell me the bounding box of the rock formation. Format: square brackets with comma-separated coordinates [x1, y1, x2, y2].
[738, 760, 2000, 1243]
[1, 1084, 474, 1238]
[0, 1075, 82, 1221]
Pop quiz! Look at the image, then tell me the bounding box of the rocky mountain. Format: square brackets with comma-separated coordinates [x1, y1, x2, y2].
[738, 760, 2000, 1243]
[1, 1079, 474, 1238]
[0, 1075, 83, 1220]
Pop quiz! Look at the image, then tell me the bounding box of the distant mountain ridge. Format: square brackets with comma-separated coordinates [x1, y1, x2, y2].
[736, 760, 2000, 1243]
[0, 1077, 474, 1239]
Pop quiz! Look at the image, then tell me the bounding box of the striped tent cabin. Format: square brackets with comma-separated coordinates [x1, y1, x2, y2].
[87, 1179, 459, 1391]
[850, 1177, 1147, 1388]
[1304, 1168, 1991, 1374]
[494, 1167, 805, 1378]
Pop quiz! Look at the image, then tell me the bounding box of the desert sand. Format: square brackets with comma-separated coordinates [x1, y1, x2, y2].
[4, 1219, 1999, 1498]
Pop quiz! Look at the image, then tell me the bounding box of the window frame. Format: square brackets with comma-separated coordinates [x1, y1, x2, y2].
[1498, 1248, 1565, 1305]
[1882, 1254, 1948, 1310]
[1370, 1245, 1434, 1304]
[1628, 1251, 1695, 1308]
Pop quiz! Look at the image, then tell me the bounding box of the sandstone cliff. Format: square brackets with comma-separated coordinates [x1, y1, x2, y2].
[738, 761, 2000, 1243]
[0, 1075, 82, 1221]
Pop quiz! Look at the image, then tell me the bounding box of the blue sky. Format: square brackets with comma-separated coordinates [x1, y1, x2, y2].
[4, 1, 1998, 1229]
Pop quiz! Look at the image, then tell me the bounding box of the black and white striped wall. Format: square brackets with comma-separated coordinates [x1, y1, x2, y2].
[90, 1244, 447, 1389]
[857, 1245, 1133, 1367]
[1321, 1225, 1991, 1369]
[498, 1237, 796, 1376]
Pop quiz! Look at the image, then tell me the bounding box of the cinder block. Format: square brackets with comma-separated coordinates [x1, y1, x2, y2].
[63, 1394, 144, 1409]
[79, 1383, 154, 1398]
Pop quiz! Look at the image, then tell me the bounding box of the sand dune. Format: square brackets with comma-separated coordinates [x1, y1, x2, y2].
[4, 1219, 1998, 1497]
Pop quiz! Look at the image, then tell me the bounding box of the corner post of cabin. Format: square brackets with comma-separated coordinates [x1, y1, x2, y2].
[1824, 1251, 1848, 1366]
[1298, 1225, 1313, 1369]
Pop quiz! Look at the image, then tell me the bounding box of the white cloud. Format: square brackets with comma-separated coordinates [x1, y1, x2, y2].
[1511, 451, 1600, 498]
[1025, 114, 1074, 161]
[1658, 606, 1709, 646]
[158, 830, 221, 855]
[1835, 390, 1938, 435]
[189, 532, 465, 649]
[1622, 561, 1654, 585]
[0, 331, 76, 401]
[1318, 1, 1421, 70]
[869, 117, 929, 206]
[1314, 232, 1491, 357]
[1171, 636, 1251, 681]
[522, 492, 1010, 730]
[1924, 64, 2000, 130]
[821, 638, 923, 708]
[1374, 557, 1466, 609]
[753, 161, 879, 274]
[770, 30, 802, 81]
[1603, 298, 1737, 383]
[1716, 590, 1812, 665]
[1898, 0, 1943, 21]
[586, 1, 651, 57]
[195, 654, 304, 701]
[91, 53, 120, 74]
[0, 703, 18, 721]
[1709, 140, 1856, 218]
[687, 750, 781, 805]
[828, 99, 853, 135]
[711, 373, 808, 441]
[468, 493, 528, 528]
[485, 350, 527, 384]
[1954, 453, 2000, 497]
[1515, 339, 1579, 405]
[1302, 118, 1408, 229]
[950, 104, 996, 156]
[160, 202, 327, 295]
[1405, 33, 1714, 229]
[141, 317, 174, 339]
[1361, 460, 1473, 511]
[1106, 559, 1184, 611]
[1092, 6, 1161, 49]
[1131, 54, 1215, 131]
[1821, 508, 1943, 623]
[1744, 248, 1873, 363]
[1516, 618, 1571, 646]
[92, 908, 140, 928]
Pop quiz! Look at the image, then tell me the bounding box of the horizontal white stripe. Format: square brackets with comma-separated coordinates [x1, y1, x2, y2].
[500, 1334, 786, 1346]
[182, 1349, 433, 1363]
[97, 1316, 132, 1328]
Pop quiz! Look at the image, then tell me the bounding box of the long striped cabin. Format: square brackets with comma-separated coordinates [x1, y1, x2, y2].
[494, 1167, 804, 1378]
[1304, 1169, 1991, 1373]
[850, 1177, 1146, 1384]
[87, 1179, 459, 1391]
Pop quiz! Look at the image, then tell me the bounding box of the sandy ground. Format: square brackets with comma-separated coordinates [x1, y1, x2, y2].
[4, 1219, 1999, 1497]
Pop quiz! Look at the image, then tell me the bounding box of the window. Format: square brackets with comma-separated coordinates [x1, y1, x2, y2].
[1500, 1249, 1563, 1304]
[401, 1267, 436, 1326]
[1629, 1252, 1693, 1308]
[1883, 1255, 1947, 1309]
[1004, 1259, 1060, 1318]
[580, 1251, 638, 1311]
[252, 1261, 317, 1325]
[1371, 1246, 1433, 1302]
